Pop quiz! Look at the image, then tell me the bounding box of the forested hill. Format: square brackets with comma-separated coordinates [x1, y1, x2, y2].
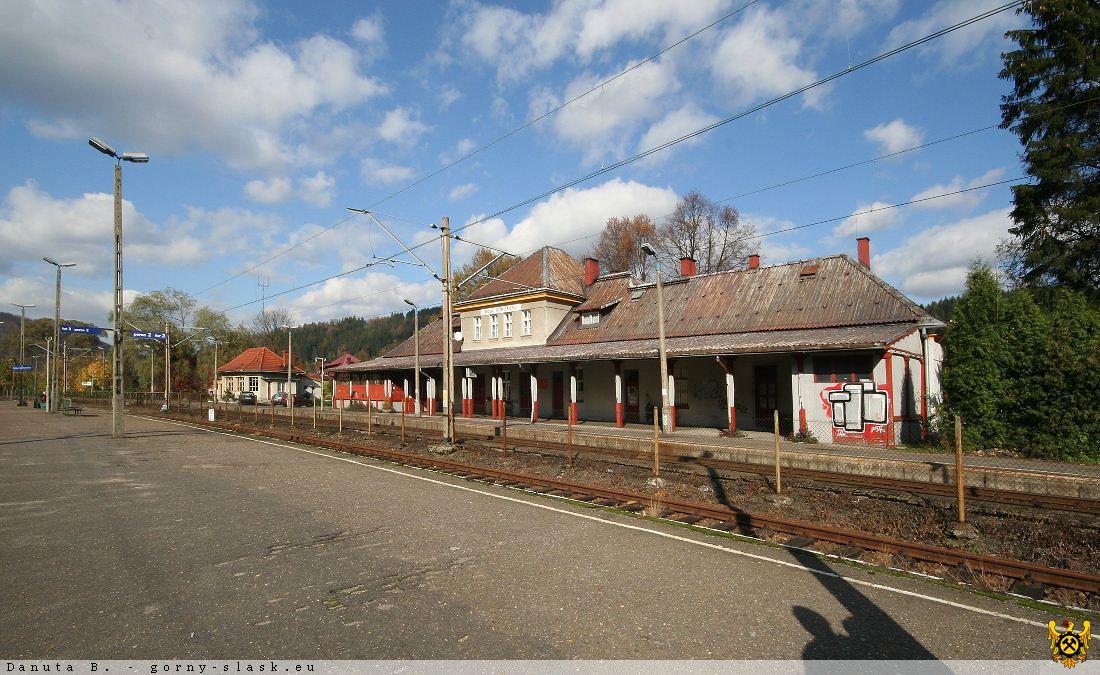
[265, 307, 441, 363]
[922, 296, 959, 323]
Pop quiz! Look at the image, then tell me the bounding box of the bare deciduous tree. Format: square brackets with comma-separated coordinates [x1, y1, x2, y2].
[588, 215, 658, 280]
[454, 248, 520, 301]
[657, 190, 758, 274]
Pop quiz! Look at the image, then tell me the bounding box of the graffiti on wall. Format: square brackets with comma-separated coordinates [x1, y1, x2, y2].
[821, 381, 890, 445]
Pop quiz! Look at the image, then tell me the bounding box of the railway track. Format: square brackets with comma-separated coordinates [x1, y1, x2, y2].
[160, 410, 1100, 597]
[195, 403, 1100, 516]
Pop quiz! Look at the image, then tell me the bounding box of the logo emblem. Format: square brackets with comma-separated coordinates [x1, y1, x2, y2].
[1049, 620, 1091, 668]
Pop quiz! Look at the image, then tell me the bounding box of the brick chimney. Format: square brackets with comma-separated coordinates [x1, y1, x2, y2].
[856, 237, 871, 269]
[281, 350, 289, 367]
[583, 257, 600, 286]
[748, 254, 760, 270]
[679, 257, 697, 277]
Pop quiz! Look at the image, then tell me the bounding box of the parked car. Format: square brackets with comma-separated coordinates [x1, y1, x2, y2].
[237, 391, 257, 405]
[271, 391, 289, 407]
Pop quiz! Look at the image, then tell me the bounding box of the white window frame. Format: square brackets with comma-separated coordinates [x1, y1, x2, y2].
[581, 311, 600, 326]
[503, 312, 513, 338]
[249, 376, 259, 392]
[521, 310, 532, 336]
[489, 315, 499, 339]
[473, 317, 482, 341]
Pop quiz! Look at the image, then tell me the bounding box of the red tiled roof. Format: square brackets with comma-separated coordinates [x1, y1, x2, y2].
[459, 246, 584, 304]
[218, 347, 306, 374]
[324, 353, 360, 368]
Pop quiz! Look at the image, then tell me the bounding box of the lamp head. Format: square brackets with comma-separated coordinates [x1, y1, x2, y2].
[640, 242, 657, 257]
[121, 152, 149, 164]
[403, 299, 415, 307]
[88, 137, 117, 158]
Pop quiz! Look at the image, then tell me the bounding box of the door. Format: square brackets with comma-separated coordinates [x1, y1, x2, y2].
[519, 372, 531, 416]
[624, 369, 640, 422]
[473, 376, 486, 416]
[754, 365, 777, 429]
[552, 371, 564, 419]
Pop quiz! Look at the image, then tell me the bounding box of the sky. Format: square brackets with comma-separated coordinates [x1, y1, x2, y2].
[0, 0, 1031, 327]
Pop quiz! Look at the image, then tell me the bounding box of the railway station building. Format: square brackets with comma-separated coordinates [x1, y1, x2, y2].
[329, 237, 944, 446]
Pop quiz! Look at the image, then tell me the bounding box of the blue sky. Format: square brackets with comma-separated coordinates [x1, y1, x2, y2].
[0, 0, 1029, 326]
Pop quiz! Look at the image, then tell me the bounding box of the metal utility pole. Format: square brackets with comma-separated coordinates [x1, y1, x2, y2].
[640, 243, 671, 432]
[282, 323, 299, 426]
[11, 303, 35, 406]
[32, 355, 41, 400]
[209, 338, 221, 412]
[163, 320, 171, 411]
[89, 137, 148, 438]
[44, 338, 52, 412]
[440, 217, 455, 443]
[43, 258, 75, 412]
[404, 299, 420, 416]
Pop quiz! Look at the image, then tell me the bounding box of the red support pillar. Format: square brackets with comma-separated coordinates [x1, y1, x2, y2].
[568, 364, 578, 425]
[530, 365, 539, 422]
[884, 352, 895, 447]
[614, 361, 624, 428]
[796, 354, 807, 434]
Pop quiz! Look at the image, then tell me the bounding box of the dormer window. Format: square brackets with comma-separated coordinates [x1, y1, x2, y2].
[581, 311, 600, 326]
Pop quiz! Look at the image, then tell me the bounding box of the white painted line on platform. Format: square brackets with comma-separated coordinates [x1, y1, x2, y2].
[134, 414, 1047, 629]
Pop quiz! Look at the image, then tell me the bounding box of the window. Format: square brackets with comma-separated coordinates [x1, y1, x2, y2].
[503, 312, 513, 337]
[473, 317, 482, 340]
[226, 378, 233, 393]
[521, 310, 532, 336]
[237, 376, 245, 391]
[489, 315, 499, 339]
[277, 381, 286, 392]
[580, 311, 600, 326]
[249, 376, 259, 392]
[813, 354, 874, 384]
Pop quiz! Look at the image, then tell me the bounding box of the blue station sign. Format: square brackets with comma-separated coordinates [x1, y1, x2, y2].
[60, 324, 105, 335]
[130, 330, 167, 340]
[11, 364, 32, 372]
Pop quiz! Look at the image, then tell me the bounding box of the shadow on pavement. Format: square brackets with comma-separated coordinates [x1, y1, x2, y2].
[0, 430, 203, 446]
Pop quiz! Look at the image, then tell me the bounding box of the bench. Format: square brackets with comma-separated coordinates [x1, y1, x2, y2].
[60, 398, 83, 416]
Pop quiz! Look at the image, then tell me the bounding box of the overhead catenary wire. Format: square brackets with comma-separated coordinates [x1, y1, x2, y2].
[208, 3, 1022, 315]
[192, 2, 758, 299]
[451, 1, 1023, 236]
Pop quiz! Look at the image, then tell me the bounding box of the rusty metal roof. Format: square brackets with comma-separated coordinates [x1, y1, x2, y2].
[459, 246, 584, 305]
[377, 315, 461, 358]
[549, 255, 937, 346]
[333, 323, 917, 373]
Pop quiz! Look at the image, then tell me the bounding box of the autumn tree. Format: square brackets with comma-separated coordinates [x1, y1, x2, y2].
[657, 190, 759, 274]
[999, 0, 1099, 293]
[76, 358, 111, 391]
[454, 248, 520, 301]
[588, 215, 657, 280]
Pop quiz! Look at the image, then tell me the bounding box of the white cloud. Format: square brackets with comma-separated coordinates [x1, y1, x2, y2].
[460, 178, 679, 260]
[710, 6, 824, 109]
[910, 168, 1005, 211]
[0, 1, 387, 170]
[298, 171, 336, 207]
[0, 181, 210, 277]
[361, 158, 415, 186]
[438, 85, 462, 110]
[834, 201, 902, 237]
[286, 272, 438, 323]
[377, 107, 430, 146]
[244, 176, 293, 204]
[791, 0, 902, 39]
[863, 118, 924, 154]
[448, 183, 478, 201]
[886, 0, 1025, 69]
[457, 0, 728, 80]
[637, 104, 721, 162]
[546, 59, 680, 162]
[0, 273, 128, 325]
[350, 14, 386, 60]
[741, 213, 810, 264]
[874, 208, 1012, 298]
[441, 138, 478, 165]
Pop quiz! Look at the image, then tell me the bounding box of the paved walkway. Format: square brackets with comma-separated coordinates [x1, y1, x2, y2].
[0, 405, 1064, 659]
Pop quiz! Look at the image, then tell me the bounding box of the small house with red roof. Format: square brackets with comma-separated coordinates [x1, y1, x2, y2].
[217, 346, 316, 403]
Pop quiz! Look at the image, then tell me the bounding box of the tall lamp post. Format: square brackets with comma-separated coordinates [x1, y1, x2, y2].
[89, 137, 148, 438]
[43, 258, 76, 413]
[403, 299, 421, 416]
[207, 337, 223, 413]
[281, 323, 299, 425]
[11, 303, 35, 406]
[640, 242, 671, 432]
[314, 356, 325, 418]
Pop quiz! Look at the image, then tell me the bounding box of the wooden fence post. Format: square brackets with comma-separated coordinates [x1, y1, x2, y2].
[567, 413, 574, 466]
[955, 415, 966, 523]
[773, 409, 782, 494]
[502, 412, 508, 456]
[338, 403, 343, 434]
[652, 405, 660, 477]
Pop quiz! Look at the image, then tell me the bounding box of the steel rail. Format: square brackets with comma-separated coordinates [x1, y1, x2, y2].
[151, 407, 1099, 595]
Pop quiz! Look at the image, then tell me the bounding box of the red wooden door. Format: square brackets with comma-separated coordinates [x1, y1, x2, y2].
[473, 376, 486, 416]
[624, 369, 640, 422]
[552, 371, 564, 419]
[754, 365, 777, 429]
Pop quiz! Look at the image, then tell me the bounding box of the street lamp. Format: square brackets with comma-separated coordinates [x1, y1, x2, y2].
[281, 323, 299, 426]
[404, 299, 421, 416]
[89, 136, 148, 438]
[640, 242, 671, 433]
[43, 258, 75, 413]
[206, 336, 223, 414]
[314, 356, 325, 426]
[11, 302, 36, 406]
